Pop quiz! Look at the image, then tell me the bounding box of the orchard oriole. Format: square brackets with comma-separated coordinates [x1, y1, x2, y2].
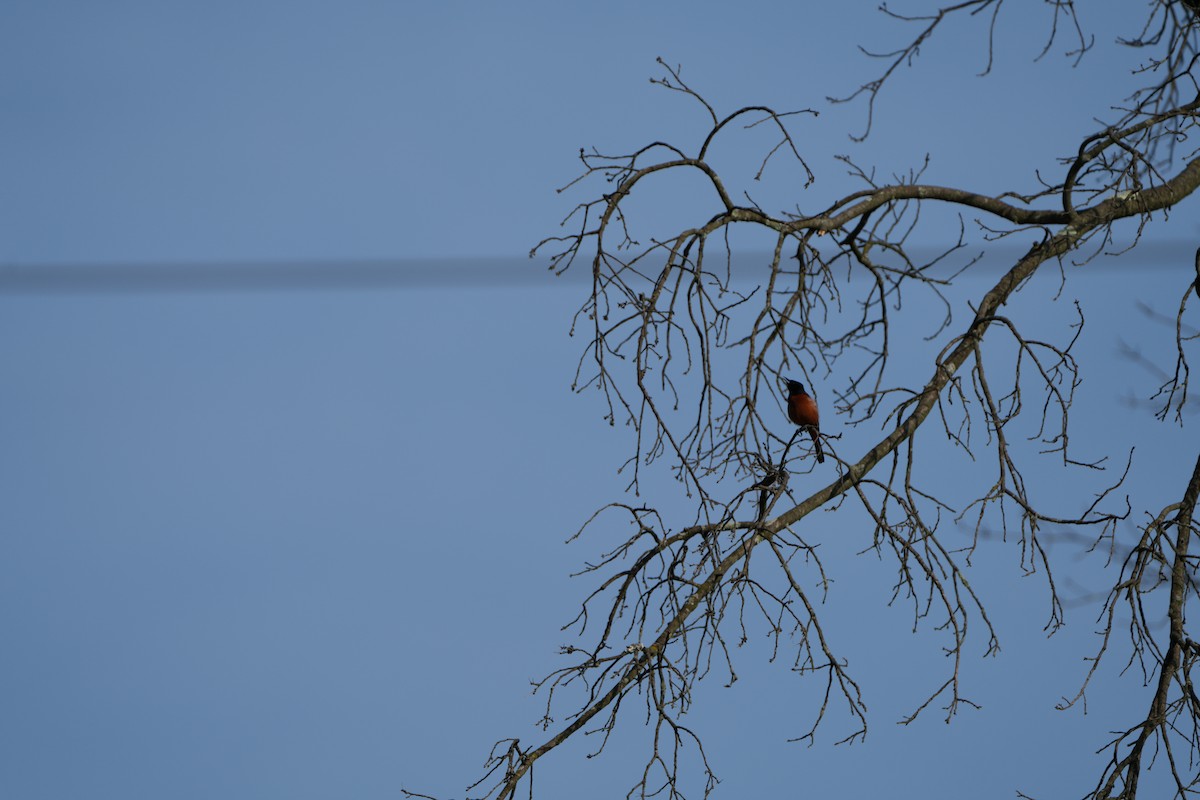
[786, 379, 824, 464]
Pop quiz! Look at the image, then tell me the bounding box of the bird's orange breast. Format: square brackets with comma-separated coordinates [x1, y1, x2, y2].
[787, 393, 820, 428]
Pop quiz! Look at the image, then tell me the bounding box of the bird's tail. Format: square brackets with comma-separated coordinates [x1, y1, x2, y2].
[808, 427, 825, 464]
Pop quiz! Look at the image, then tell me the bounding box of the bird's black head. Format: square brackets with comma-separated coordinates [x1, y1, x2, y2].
[786, 379, 805, 394]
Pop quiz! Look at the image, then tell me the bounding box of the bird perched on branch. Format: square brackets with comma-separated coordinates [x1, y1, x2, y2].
[786, 379, 824, 463]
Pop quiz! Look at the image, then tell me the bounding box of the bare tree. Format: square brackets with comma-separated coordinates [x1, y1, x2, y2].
[417, 4, 1200, 799]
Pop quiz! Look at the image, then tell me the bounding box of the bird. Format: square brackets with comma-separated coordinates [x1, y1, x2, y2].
[1193, 246, 1200, 301]
[785, 379, 824, 463]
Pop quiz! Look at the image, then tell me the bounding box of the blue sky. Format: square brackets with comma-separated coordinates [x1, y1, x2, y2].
[2, 3, 1199, 799]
